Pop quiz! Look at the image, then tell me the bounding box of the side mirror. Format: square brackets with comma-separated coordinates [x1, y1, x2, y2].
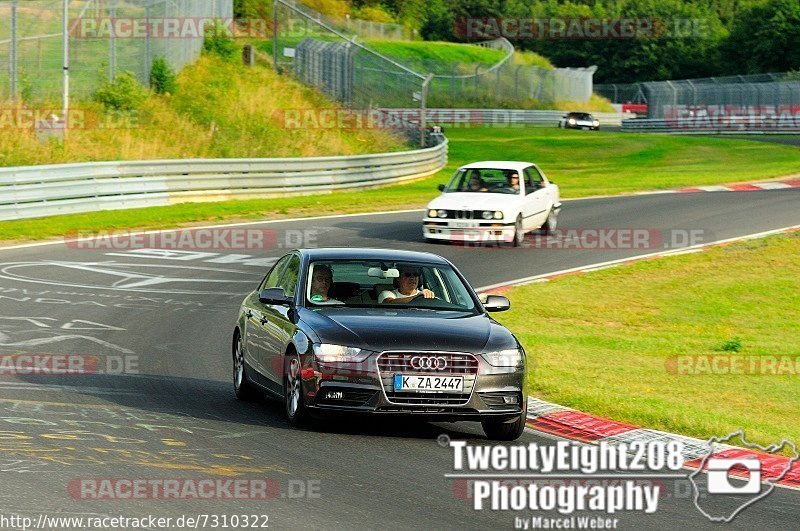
[438, 184, 446, 192]
[259, 287, 292, 306]
[484, 295, 510, 312]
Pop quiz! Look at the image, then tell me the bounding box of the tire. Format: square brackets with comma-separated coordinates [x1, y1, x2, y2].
[512, 215, 524, 247]
[481, 400, 527, 441]
[285, 353, 310, 427]
[542, 208, 558, 234]
[233, 331, 257, 400]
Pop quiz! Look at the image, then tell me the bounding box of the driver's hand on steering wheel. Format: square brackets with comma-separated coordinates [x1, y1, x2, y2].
[421, 289, 435, 299]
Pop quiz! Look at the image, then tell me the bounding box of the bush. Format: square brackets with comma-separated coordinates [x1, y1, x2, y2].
[203, 24, 238, 59]
[721, 337, 743, 353]
[93, 72, 148, 111]
[150, 57, 177, 95]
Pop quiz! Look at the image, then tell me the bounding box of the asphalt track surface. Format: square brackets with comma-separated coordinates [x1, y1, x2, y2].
[0, 189, 798, 530]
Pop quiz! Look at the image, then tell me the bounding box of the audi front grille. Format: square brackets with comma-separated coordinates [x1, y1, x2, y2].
[376, 352, 479, 407]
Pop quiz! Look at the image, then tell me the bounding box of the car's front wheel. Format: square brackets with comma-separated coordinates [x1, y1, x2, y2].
[285, 354, 310, 427]
[233, 331, 257, 400]
[481, 401, 527, 441]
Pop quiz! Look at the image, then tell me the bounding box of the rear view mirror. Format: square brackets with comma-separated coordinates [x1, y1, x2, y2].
[484, 295, 510, 312]
[368, 267, 399, 279]
[438, 184, 446, 192]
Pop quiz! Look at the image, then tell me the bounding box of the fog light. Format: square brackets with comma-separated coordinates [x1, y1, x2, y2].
[503, 395, 519, 405]
[327, 390, 344, 400]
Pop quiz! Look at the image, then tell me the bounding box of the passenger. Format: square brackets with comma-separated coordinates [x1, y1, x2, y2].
[378, 265, 435, 304]
[466, 172, 488, 192]
[309, 265, 343, 304]
[507, 172, 520, 191]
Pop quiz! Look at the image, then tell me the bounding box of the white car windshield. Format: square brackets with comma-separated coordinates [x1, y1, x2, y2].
[444, 168, 522, 195]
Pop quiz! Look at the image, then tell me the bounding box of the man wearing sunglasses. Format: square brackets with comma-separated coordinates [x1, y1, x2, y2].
[378, 265, 436, 304]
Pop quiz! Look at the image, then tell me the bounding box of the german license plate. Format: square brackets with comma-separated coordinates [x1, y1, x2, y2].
[452, 221, 479, 229]
[394, 374, 464, 392]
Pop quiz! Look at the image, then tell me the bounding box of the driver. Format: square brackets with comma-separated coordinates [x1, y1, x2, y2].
[507, 172, 520, 191]
[309, 264, 343, 304]
[378, 265, 435, 304]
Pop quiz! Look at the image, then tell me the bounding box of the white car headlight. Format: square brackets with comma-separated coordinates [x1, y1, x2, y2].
[313, 343, 371, 363]
[481, 211, 493, 220]
[593, 120, 600, 126]
[427, 209, 437, 218]
[493, 211, 504, 220]
[437, 209, 448, 218]
[568, 118, 576, 124]
[482, 348, 523, 367]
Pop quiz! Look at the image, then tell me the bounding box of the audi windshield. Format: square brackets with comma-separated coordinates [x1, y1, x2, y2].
[304, 259, 480, 313]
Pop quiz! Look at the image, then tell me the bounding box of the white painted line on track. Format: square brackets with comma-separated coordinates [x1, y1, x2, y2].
[476, 223, 800, 293]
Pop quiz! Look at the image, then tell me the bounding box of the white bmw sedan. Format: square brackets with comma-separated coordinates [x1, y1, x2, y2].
[423, 161, 561, 246]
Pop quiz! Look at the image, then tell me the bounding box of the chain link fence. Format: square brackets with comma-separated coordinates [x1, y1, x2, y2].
[275, 0, 595, 124]
[0, 0, 232, 103]
[643, 73, 800, 119]
[275, 0, 432, 145]
[594, 83, 647, 104]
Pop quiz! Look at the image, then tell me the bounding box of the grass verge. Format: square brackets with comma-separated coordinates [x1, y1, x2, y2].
[493, 232, 800, 447]
[0, 127, 797, 243]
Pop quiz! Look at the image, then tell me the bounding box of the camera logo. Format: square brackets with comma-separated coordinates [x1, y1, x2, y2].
[689, 430, 798, 522]
[706, 458, 761, 494]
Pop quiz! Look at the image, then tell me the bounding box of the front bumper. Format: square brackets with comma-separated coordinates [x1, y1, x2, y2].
[423, 220, 516, 243]
[304, 352, 526, 421]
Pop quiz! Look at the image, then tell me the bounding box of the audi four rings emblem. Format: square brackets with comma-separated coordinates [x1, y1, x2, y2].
[410, 356, 447, 370]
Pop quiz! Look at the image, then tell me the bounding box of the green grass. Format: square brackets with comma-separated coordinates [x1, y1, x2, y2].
[493, 233, 800, 448]
[0, 126, 797, 244]
[441, 128, 800, 196]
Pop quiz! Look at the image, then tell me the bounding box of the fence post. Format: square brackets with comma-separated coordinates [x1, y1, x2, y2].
[10, 0, 19, 101]
[420, 74, 433, 148]
[143, 3, 153, 85]
[273, 0, 280, 71]
[62, 0, 70, 135]
[109, 0, 117, 81]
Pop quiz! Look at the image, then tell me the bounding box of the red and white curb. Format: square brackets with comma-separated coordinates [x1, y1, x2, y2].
[525, 397, 800, 491]
[676, 178, 800, 193]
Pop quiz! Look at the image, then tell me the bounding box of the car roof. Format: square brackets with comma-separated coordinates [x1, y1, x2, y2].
[459, 161, 534, 172]
[298, 247, 450, 264]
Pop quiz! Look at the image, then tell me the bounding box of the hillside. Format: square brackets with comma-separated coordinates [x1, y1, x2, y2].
[0, 47, 404, 168]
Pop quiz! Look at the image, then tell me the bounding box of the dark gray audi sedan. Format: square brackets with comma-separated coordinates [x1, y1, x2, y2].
[232, 248, 527, 440]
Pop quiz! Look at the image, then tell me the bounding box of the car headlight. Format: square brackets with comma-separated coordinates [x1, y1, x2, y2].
[493, 211, 503, 220]
[482, 348, 524, 367]
[427, 209, 437, 218]
[481, 211, 493, 220]
[437, 209, 448, 218]
[593, 120, 600, 126]
[568, 118, 576, 124]
[313, 343, 372, 363]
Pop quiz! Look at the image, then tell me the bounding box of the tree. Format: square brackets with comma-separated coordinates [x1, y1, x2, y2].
[723, 0, 800, 74]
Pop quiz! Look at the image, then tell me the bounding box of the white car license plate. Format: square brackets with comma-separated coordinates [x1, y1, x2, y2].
[394, 374, 464, 392]
[452, 221, 479, 229]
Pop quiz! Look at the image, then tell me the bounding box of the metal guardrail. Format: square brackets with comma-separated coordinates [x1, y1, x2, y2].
[621, 118, 800, 134]
[0, 138, 448, 221]
[422, 109, 633, 127]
